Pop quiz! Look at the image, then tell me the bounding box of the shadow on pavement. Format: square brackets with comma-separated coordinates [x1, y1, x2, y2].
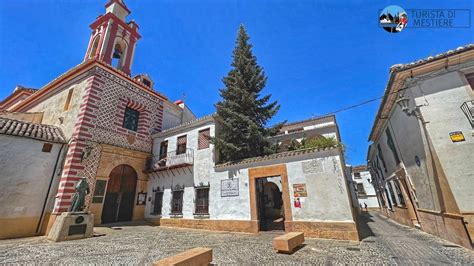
[357, 212, 376, 241]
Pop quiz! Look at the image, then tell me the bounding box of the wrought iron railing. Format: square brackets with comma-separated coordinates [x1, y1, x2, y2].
[461, 100, 474, 128]
[148, 148, 194, 171]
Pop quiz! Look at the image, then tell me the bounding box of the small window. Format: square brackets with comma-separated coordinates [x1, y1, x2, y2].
[194, 187, 209, 215]
[159, 141, 168, 160]
[152, 190, 164, 215]
[142, 79, 151, 87]
[198, 128, 210, 150]
[171, 189, 184, 215]
[123, 107, 140, 131]
[64, 89, 74, 111]
[353, 172, 361, 179]
[89, 35, 100, 59]
[356, 183, 366, 195]
[42, 143, 53, 153]
[176, 135, 187, 155]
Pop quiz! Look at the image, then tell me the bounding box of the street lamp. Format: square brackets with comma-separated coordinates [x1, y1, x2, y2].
[395, 94, 423, 120]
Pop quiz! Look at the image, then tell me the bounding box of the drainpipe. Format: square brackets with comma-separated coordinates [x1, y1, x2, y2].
[35, 142, 67, 234]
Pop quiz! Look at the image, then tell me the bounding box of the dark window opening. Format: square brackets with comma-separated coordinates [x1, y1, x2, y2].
[42, 143, 53, 153]
[354, 172, 361, 179]
[152, 191, 164, 215]
[394, 181, 406, 206]
[386, 128, 400, 165]
[377, 144, 387, 172]
[177, 135, 187, 155]
[171, 189, 184, 215]
[356, 183, 366, 196]
[194, 187, 209, 215]
[123, 107, 139, 131]
[142, 79, 151, 87]
[159, 141, 168, 160]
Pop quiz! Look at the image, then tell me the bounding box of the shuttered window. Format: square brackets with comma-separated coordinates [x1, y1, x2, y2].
[198, 128, 210, 150]
[176, 135, 187, 154]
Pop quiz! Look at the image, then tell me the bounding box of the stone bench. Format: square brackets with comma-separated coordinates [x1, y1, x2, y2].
[272, 232, 305, 254]
[153, 247, 213, 266]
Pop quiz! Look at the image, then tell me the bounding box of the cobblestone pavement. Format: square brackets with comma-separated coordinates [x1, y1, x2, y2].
[0, 212, 473, 265]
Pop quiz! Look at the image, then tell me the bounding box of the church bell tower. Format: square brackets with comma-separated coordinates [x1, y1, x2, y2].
[84, 0, 141, 75]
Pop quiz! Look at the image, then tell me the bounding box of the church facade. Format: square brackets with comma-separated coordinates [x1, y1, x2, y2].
[0, 0, 358, 241]
[0, 0, 195, 237]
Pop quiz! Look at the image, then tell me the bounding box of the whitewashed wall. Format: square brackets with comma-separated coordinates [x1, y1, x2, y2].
[369, 64, 474, 213]
[146, 122, 354, 223]
[0, 136, 63, 221]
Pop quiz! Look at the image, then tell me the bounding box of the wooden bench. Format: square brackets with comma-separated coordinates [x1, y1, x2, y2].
[153, 247, 212, 266]
[272, 232, 305, 254]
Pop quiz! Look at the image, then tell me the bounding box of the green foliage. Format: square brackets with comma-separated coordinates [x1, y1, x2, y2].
[284, 136, 343, 152]
[212, 25, 283, 163]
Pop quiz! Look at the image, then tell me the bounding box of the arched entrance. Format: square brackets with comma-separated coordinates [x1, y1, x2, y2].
[102, 164, 137, 224]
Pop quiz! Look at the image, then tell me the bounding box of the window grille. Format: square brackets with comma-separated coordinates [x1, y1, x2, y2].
[194, 184, 210, 215]
[171, 185, 184, 215]
[198, 128, 211, 150]
[460, 101, 474, 128]
[176, 135, 187, 155]
[123, 107, 139, 131]
[151, 187, 164, 215]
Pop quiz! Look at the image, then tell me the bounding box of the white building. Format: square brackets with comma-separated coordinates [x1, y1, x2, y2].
[367, 44, 474, 249]
[0, 118, 66, 239]
[350, 165, 379, 209]
[145, 115, 359, 240]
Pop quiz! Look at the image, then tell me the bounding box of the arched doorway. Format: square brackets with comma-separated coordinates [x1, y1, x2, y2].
[256, 177, 284, 231]
[102, 164, 137, 224]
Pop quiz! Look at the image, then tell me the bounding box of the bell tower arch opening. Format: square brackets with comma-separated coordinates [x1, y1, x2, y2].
[83, 0, 141, 75]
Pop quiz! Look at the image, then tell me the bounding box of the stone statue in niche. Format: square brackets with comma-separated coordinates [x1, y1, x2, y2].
[69, 177, 90, 212]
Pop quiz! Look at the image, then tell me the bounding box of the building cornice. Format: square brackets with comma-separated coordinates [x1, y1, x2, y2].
[152, 114, 215, 138]
[11, 59, 168, 112]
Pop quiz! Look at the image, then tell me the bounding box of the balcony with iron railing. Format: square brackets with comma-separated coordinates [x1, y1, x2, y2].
[146, 148, 194, 172]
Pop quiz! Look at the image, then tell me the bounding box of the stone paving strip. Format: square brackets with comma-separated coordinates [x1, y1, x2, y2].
[0, 212, 473, 265]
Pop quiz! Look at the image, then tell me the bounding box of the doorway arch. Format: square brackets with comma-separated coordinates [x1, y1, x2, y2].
[102, 164, 137, 224]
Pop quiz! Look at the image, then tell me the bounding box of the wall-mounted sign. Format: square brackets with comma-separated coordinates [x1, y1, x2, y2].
[293, 183, 307, 197]
[136, 192, 147, 205]
[221, 178, 239, 197]
[449, 131, 465, 143]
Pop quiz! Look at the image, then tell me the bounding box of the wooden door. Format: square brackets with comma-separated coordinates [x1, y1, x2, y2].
[102, 165, 137, 224]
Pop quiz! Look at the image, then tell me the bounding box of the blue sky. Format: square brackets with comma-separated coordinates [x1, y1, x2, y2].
[0, 0, 472, 165]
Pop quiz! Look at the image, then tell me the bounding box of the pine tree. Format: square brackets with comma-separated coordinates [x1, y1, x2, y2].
[213, 24, 283, 163]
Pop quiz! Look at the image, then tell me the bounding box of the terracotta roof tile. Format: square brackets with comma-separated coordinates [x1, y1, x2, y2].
[215, 147, 338, 169]
[0, 118, 66, 143]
